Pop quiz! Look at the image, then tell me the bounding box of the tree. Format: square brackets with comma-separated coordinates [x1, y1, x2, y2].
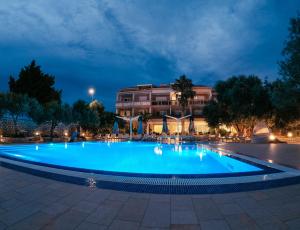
[172, 75, 195, 133]
[202, 100, 222, 129]
[279, 14, 300, 85]
[43, 101, 70, 139]
[72, 100, 100, 135]
[3, 93, 30, 135]
[0, 93, 5, 119]
[270, 14, 300, 129]
[9, 60, 61, 104]
[27, 97, 44, 124]
[99, 112, 115, 134]
[203, 75, 272, 136]
[268, 79, 300, 128]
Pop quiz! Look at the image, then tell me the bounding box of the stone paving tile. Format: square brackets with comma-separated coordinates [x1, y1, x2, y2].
[211, 194, 235, 205]
[108, 191, 131, 202]
[85, 200, 123, 226]
[150, 194, 171, 203]
[192, 198, 223, 221]
[0, 201, 44, 226]
[76, 221, 107, 230]
[218, 203, 244, 216]
[0, 222, 6, 230]
[43, 209, 88, 230]
[171, 210, 198, 225]
[42, 202, 70, 216]
[258, 221, 288, 230]
[285, 217, 300, 230]
[83, 189, 111, 204]
[6, 211, 54, 230]
[108, 219, 140, 230]
[224, 213, 259, 230]
[170, 224, 200, 229]
[234, 196, 262, 210]
[0, 198, 27, 211]
[117, 197, 148, 222]
[71, 200, 99, 214]
[171, 196, 193, 211]
[200, 219, 230, 230]
[142, 201, 170, 228]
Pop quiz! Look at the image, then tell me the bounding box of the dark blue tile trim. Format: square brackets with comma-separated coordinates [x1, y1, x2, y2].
[0, 160, 299, 194]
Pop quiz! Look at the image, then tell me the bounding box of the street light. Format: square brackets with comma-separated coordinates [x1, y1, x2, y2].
[88, 88, 95, 101]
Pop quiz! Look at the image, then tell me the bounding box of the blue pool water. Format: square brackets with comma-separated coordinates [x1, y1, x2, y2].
[0, 142, 261, 175]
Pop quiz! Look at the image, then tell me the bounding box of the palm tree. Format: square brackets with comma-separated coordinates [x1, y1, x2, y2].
[172, 75, 196, 134]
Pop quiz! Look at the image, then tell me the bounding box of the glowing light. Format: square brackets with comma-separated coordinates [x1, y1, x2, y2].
[35, 145, 39, 151]
[199, 152, 203, 161]
[64, 143, 68, 149]
[82, 142, 85, 148]
[35, 132, 40, 136]
[268, 159, 273, 163]
[269, 134, 276, 141]
[88, 88, 95, 96]
[287, 132, 293, 138]
[64, 132, 68, 137]
[82, 133, 85, 137]
[154, 146, 163, 155]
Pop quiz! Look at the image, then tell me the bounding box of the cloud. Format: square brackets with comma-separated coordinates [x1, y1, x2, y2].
[0, 0, 299, 109]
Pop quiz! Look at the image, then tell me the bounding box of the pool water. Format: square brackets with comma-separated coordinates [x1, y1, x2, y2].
[0, 141, 261, 175]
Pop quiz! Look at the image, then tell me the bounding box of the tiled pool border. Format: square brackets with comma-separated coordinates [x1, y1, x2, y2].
[1, 143, 300, 194]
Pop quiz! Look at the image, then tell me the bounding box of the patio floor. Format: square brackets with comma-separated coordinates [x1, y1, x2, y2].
[0, 166, 300, 230]
[219, 143, 300, 169]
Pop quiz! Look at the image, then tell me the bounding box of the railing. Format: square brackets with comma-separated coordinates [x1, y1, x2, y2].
[116, 99, 208, 107]
[116, 101, 151, 107]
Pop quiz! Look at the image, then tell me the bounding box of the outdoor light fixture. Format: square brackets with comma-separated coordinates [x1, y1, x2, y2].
[269, 134, 276, 141]
[287, 132, 293, 138]
[35, 131, 40, 136]
[64, 132, 68, 137]
[88, 87, 95, 101]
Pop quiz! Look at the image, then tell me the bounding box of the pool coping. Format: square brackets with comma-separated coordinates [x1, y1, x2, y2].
[1, 143, 300, 194]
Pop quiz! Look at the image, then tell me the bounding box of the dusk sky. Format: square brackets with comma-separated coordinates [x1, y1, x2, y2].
[0, 0, 299, 111]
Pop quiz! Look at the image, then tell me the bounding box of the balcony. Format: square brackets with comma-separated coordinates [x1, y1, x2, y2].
[116, 101, 151, 107]
[116, 99, 207, 108]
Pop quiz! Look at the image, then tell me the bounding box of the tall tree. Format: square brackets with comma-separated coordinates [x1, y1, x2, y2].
[203, 75, 272, 136]
[270, 14, 300, 128]
[9, 60, 61, 104]
[0, 93, 5, 119]
[279, 14, 300, 85]
[172, 75, 195, 133]
[43, 101, 70, 139]
[72, 100, 100, 134]
[3, 93, 30, 135]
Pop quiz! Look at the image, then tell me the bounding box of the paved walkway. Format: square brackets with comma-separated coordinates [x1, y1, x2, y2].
[219, 143, 300, 169]
[1, 166, 300, 230]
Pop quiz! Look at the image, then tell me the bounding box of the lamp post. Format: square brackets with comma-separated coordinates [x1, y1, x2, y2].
[88, 88, 95, 102]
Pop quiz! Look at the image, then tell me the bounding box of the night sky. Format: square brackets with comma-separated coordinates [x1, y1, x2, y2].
[0, 0, 299, 111]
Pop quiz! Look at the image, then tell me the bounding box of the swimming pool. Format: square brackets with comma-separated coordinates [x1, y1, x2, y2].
[0, 141, 261, 175]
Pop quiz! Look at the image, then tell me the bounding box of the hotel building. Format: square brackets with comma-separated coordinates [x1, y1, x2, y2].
[115, 84, 215, 134]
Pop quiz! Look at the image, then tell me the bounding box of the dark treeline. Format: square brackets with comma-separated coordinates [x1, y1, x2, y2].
[203, 14, 300, 136]
[0, 60, 114, 138]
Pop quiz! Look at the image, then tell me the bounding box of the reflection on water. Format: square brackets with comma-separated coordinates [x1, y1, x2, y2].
[154, 145, 163, 155]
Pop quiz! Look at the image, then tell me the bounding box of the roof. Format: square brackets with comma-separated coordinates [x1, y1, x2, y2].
[119, 83, 213, 93]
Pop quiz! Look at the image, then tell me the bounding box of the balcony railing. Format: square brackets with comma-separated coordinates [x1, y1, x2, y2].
[116, 99, 207, 107]
[116, 101, 151, 107]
